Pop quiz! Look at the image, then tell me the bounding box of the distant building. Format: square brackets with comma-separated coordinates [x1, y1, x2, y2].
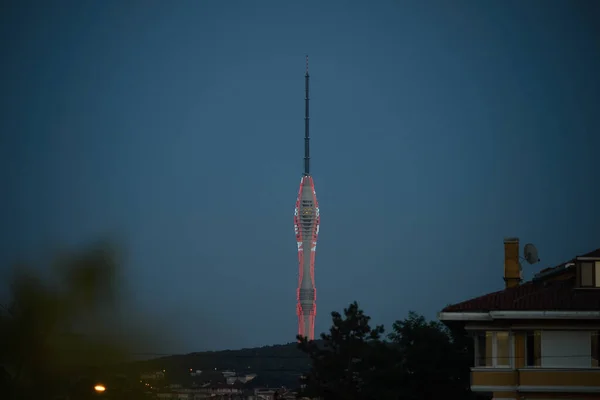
[188, 369, 256, 385]
[141, 371, 165, 380]
[248, 388, 278, 400]
[226, 373, 257, 385]
[222, 370, 236, 378]
[439, 238, 600, 399]
[157, 382, 244, 399]
[156, 383, 296, 400]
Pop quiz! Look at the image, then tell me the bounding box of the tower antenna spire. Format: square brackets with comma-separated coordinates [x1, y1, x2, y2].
[304, 55, 310, 176]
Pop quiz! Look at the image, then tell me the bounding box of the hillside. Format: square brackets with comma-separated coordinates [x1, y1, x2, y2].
[126, 342, 316, 388]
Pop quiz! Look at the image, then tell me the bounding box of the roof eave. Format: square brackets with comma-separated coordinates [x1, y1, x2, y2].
[438, 310, 600, 322]
[437, 312, 493, 322]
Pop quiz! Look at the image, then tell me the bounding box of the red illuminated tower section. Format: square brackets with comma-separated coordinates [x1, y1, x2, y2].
[294, 56, 320, 341]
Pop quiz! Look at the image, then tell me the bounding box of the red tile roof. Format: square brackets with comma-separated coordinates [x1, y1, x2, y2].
[442, 248, 600, 313]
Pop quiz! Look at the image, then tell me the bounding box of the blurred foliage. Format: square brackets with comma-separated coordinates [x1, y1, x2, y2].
[0, 241, 152, 399]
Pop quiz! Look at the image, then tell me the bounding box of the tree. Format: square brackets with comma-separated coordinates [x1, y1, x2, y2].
[297, 302, 402, 400]
[389, 312, 473, 400]
[298, 304, 474, 400]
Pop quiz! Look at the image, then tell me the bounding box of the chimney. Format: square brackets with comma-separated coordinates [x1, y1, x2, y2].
[503, 237, 521, 288]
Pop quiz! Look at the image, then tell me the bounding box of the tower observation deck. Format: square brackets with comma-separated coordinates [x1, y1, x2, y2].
[293, 56, 320, 341]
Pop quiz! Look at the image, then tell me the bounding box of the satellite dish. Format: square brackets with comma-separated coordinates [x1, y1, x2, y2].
[524, 243, 540, 264]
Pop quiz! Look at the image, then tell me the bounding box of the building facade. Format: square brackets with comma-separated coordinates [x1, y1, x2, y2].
[439, 238, 600, 400]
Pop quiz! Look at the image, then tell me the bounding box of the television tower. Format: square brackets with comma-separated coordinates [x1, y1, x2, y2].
[294, 55, 320, 341]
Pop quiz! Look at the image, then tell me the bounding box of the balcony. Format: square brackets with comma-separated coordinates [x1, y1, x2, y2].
[471, 369, 517, 391]
[519, 368, 600, 391]
[471, 368, 600, 393]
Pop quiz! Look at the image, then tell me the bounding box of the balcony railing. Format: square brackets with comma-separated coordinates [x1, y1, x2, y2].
[471, 368, 600, 393]
[519, 368, 600, 390]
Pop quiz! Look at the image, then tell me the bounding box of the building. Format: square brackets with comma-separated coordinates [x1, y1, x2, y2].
[141, 371, 165, 380]
[156, 382, 244, 399]
[226, 373, 257, 385]
[156, 385, 292, 400]
[294, 56, 320, 341]
[439, 238, 600, 399]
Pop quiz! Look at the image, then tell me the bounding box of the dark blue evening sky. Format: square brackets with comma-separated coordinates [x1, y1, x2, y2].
[1, 0, 599, 353]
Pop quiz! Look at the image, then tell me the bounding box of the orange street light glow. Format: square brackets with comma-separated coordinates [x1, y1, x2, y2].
[94, 384, 106, 392]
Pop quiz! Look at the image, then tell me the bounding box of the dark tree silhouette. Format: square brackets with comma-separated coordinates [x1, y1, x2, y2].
[297, 302, 402, 400]
[298, 304, 474, 400]
[389, 311, 473, 400]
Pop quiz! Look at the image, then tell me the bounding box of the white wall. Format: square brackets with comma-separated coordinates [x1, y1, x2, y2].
[541, 330, 592, 368]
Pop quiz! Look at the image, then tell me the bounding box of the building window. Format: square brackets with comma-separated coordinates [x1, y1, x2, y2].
[540, 330, 595, 368]
[579, 261, 600, 287]
[525, 331, 542, 367]
[474, 331, 512, 368]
